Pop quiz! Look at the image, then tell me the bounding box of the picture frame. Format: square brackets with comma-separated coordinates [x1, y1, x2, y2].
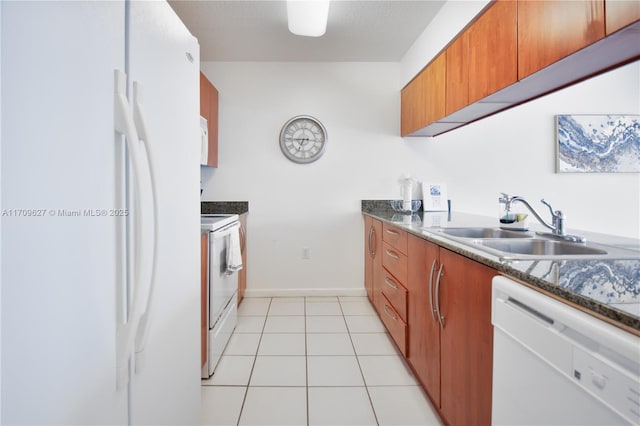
[556, 114, 640, 173]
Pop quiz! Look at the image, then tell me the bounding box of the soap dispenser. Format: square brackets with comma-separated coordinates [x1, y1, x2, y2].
[499, 194, 529, 231]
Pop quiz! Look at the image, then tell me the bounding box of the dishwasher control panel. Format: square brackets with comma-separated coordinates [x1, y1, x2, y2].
[573, 347, 640, 424]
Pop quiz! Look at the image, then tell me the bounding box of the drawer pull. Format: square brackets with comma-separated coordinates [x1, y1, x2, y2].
[384, 277, 398, 290]
[383, 304, 397, 321]
[385, 249, 399, 260]
[385, 229, 400, 236]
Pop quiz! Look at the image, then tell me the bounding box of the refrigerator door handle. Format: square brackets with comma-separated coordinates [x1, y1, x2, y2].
[114, 69, 150, 389]
[132, 81, 159, 374]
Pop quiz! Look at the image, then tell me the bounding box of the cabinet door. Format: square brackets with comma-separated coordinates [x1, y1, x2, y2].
[364, 216, 374, 302]
[238, 214, 248, 305]
[200, 72, 211, 121]
[439, 249, 495, 426]
[407, 235, 441, 407]
[445, 32, 469, 116]
[401, 71, 428, 136]
[200, 72, 219, 167]
[424, 52, 446, 125]
[370, 219, 383, 308]
[518, 0, 605, 80]
[468, 0, 517, 103]
[606, 0, 640, 34]
[209, 82, 219, 166]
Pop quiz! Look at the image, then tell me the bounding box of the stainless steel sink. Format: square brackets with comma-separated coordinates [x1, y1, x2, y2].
[437, 227, 533, 239]
[479, 239, 608, 256]
[424, 226, 639, 260]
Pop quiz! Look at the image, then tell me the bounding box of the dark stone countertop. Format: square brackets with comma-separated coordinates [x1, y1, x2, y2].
[362, 200, 640, 334]
[201, 201, 249, 215]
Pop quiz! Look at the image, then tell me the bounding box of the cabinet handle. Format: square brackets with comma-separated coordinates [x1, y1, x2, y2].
[385, 229, 400, 236]
[384, 277, 398, 290]
[428, 259, 437, 321]
[434, 263, 445, 329]
[385, 249, 399, 260]
[383, 304, 397, 321]
[368, 226, 375, 256]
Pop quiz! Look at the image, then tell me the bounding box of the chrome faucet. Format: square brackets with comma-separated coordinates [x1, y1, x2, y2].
[499, 193, 585, 243]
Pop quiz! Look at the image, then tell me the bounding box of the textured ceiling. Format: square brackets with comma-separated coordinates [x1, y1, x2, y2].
[168, 0, 446, 61]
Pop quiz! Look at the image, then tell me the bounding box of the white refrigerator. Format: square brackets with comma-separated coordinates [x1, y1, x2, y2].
[1, 1, 202, 424]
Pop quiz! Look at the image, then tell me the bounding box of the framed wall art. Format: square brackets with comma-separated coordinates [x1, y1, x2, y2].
[556, 114, 639, 173]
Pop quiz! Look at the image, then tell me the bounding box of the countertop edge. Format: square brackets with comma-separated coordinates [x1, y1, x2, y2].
[362, 209, 640, 335]
[201, 201, 249, 215]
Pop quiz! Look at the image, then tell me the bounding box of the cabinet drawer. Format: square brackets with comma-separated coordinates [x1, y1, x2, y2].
[379, 293, 407, 356]
[381, 272, 408, 323]
[382, 241, 407, 284]
[382, 223, 407, 254]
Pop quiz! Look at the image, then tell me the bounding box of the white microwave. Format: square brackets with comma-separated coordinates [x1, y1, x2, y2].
[200, 116, 209, 165]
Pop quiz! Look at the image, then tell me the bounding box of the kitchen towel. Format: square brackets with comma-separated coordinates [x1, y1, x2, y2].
[226, 224, 243, 274]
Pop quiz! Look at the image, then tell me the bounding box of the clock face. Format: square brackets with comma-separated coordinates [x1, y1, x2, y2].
[279, 115, 327, 164]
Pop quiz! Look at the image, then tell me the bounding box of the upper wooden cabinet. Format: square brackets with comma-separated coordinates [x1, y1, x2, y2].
[445, 32, 469, 116]
[426, 53, 447, 125]
[606, 0, 640, 34]
[401, 0, 639, 137]
[401, 69, 428, 136]
[200, 72, 218, 168]
[518, 0, 605, 80]
[468, 0, 517, 104]
[400, 52, 446, 137]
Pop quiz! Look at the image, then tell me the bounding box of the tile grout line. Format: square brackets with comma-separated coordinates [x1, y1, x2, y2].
[338, 297, 381, 426]
[235, 297, 272, 426]
[304, 297, 310, 426]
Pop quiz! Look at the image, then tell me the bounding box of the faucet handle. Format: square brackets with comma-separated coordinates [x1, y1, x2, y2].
[540, 199, 554, 214]
[540, 199, 564, 218]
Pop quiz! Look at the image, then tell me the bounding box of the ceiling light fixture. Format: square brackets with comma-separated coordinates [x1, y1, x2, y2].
[286, 0, 330, 37]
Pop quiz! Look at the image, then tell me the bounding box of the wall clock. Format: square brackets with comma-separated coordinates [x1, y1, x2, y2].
[279, 115, 327, 164]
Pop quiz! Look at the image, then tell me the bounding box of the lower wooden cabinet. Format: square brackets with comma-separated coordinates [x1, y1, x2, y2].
[380, 231, 496, 426]
[407, 235, 441, 405]
[378, 293, 407, 356]
[364, 216, 382, 305]
[439, 248, 495, 426]
[376, 223, 409, 356]
[237, 214, 248, 305]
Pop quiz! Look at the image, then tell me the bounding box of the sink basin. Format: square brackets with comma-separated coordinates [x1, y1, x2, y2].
[437, 227, 533, 239]
[479, 239, 608, 256]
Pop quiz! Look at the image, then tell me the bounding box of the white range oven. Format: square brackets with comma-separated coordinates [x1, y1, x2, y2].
[201, 214, 241, 378]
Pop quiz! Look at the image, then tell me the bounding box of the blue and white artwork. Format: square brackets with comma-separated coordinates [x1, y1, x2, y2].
[557, 114, 640, 173]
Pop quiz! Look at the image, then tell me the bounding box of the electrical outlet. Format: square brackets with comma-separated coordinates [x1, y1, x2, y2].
[302, 247, 310, 260]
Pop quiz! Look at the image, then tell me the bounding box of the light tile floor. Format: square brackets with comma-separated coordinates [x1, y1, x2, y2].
[201, 296, 443, 426]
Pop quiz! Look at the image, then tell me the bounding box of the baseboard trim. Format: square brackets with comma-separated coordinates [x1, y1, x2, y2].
[243, 288, 367, 298]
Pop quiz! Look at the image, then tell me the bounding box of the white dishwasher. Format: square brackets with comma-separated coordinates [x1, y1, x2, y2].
[492, 276, 640, 425]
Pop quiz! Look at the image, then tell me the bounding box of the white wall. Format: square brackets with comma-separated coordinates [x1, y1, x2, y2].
[400, 0, 489, 86]
[201, 62, 427, 295]
[399, 0, 639, 239]
[202, 20, 639, 296]
[409, 60, 640, 239]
